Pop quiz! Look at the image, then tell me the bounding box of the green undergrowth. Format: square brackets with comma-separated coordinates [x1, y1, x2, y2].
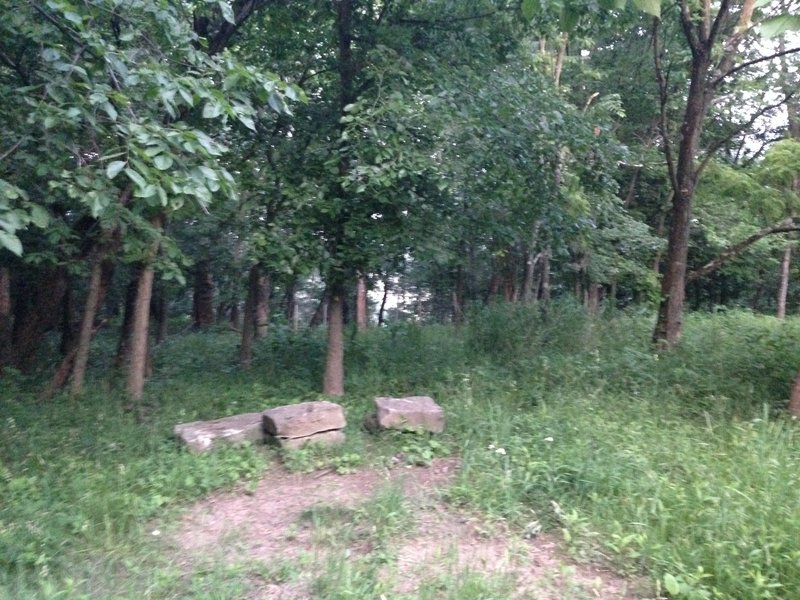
[1, 305, 799, 598]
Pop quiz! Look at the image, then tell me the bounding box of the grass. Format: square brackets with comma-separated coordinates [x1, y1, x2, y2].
[1, 305, 799, 598]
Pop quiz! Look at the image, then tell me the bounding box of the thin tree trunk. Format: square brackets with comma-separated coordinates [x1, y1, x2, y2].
[70, 253, 105, 397]
[789, 369, 800, 417]
[0, 267, 11, 371]
[323, 285, 345, 396]
[127, 214, 163, 402]
[239, 265, 260, 369]
[539, 249, 551, 302]
[777, 245, 791, 319]
[283, 279, 297, 330]
[115, 264, 141, 368]
[191, 260, 215, 330]
[309, 289, 328, 328]
[229, 302, 240, 330]
[355, 274, 368, 332]
[378, 278, 390, 326]
[255, 272, 271, 338]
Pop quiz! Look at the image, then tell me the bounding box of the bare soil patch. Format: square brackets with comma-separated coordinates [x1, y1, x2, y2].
[170, 457, 651, 599]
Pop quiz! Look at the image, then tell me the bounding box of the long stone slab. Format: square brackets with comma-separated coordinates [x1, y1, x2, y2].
[263, 401, 346, 439]
[174, 412, 264, 453]
[372, 396, 445, 433]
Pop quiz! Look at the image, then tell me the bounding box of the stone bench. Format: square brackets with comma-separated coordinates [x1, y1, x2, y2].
[365, 396, 445, 433]
[174, 412, 264, 453]
[174, 401, 347, 453]
[263, 400, 346, 449]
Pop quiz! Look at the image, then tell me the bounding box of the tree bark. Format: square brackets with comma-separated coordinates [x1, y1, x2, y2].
[355, 274, 368, 332]
[191, 260, 215, 330]
[539, 249, 551, 302]
[255, 271, 270, 338]
[777, 245, 791, 319]
[309, 288, 328, 328]
[379, 278, 390, 326]
[789, 370, 800, 418]
[323, 285, 345, 396]
[239, 264, 261, 369]
[115, 264, 141, 368]
[0, 267, 11, 372]
[70, 252, 105, 397]
[126, 214, 163, 402]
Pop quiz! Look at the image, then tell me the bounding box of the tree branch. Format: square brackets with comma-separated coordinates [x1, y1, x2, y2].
[713, 45, 800, 87]
[695, 90, 793, 178]
[687, 218, 800, 282]
[653, 18, 678, 194]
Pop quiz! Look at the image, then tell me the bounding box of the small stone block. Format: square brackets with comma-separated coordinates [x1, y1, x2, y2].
[268, 429, 346, 450]
[372, 396, 445, 433]
[263, 401, 346, 438]
[174, 412, 264, 453]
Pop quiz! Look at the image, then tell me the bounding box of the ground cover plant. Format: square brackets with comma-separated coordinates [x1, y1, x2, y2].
[1, 305, 799, 599]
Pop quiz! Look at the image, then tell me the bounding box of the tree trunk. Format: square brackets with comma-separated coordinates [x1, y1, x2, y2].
[191, 260, 215, 330]
[126, 214, 163, 402]
[283, 279, 297, 330]
[379, 278, 390, 326]
[70, 253, 105, 397]
[586, 283, 600, 315]
[309, 289, 328, 328]
[539, 249, 551, 302]
[0, 267, 11, 371]
[255, 271, 270, 338]
[323, 285, 345, 396]
[230, 302, 240, 330]
[355, 274, 368, 332]
[115, 264, 141, 368]
[789, 369, 800, 418]
[239, 265, 261, 369]
[777, 245, 791, 319]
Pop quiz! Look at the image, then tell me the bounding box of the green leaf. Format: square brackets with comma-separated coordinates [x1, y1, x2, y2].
[0, 231, 23, 256]
[759, 15, 800, 39]
[522, 0, 537, 20]
[153, 154, 174, 170]
[663, 574, 680, 596]
[632, 0, 660, 17]
[218, 1, 235, 24]
[29, 205, 49, 228]
[106, 160, 127, 180]
[124, 168, 146, 187]
[202, 101, 222, 119]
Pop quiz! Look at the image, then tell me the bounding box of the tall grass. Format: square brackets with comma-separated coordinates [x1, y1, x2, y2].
[1, 306, 799, 598]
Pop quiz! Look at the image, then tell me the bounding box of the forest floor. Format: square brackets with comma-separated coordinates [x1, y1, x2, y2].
[169, 456, 649, 599]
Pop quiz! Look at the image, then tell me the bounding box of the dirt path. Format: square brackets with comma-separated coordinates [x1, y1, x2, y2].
[170, 458, 650, 599]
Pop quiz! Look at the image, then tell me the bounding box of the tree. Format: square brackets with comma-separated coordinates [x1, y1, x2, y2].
[652, 0, 800, 345]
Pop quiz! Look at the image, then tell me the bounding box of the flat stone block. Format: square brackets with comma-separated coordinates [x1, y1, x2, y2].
[268, 429, 346, 450]
[263, 401, 346, 439]
[372, 396, 445, 433]
[174, 412, 264, 453]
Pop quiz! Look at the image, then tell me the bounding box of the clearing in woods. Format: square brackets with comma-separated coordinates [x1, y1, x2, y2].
[169, 457, 650, 599]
